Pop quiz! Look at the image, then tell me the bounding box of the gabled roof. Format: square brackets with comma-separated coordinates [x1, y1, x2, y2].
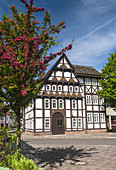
[73, 65, 101, 78]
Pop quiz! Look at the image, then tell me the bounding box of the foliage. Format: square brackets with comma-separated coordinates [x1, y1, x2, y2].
[0, 151, 39, 170]
[97, 52, 116, 108]
[0, 0, 72, 150]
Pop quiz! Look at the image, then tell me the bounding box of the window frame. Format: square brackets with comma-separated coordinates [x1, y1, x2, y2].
[85, 78, 91, 85]
[72, 118, 77, 128]
[74, 86, 79, 93]
[52, 99, 57, 109]
[86, 95, 92, 104]
[78, 118, 82, 128]
[94, 113, 99, 122]
[44, 99, 50, 109]
[100, 113, 105, 122]
[69, 86, 73, 92]
[44, 118, 50, 129]
[87, 113, 93, 123]
[93, 95, 98, 104]
[52, 85, 56, 91]
[58, 85, 62, 91]
[92, 78, 97, 85]
[72, 100, 77, 109]
[46, 84, 51, 91]
[59, 99, 64, 109]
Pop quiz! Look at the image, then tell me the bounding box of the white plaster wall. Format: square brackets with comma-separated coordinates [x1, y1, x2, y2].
[63, 86, 68, 92]
[66, 110, 71, 117]
[72, 73, 75, 78]
[87, 106, 92, 111]
[65, 64, 70, 68]
[48, 77, 52, 80]
[83, 99, 85, 109]
[83, 110, 85, 117]
[41, 85, 45, 90]
[64, 58, 67, 64]
[65, 78, 70, 81]
[78, 110, 82, 116]
[78, 100, 82, 109]
[56, 71, 62, 77]
[45, 110, 50, 117]
[66, 118, 71, 128]
[36, 110, 43, 117]
[88, 124, 93, 129]
[36, 118, 43, 129]
[72, 110, 77, 117]
[94, 124, 100, 128]
[93, 106, 99, 111]
[36, 98, 42, 109]
[83, 118, 86, 129]
[73, 78, 77, 82]
[101, 124, 106, 128]
[51, 72, 54, 76]
[57, 63, 62, 67]
[64, 72, 70, 77]
[66, 100, 70, 109]
[36, 130, 43, 132]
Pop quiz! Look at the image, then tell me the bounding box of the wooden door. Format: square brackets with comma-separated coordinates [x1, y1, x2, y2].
[52, 112, 64, 135]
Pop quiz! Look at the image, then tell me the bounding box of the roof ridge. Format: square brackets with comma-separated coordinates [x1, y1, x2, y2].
[73, 64, 93, 68]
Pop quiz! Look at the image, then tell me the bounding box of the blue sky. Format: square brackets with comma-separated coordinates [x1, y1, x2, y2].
[1, 0, 116, 72]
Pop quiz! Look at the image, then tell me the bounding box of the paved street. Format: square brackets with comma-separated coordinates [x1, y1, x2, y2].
[21, 133, 116, 170]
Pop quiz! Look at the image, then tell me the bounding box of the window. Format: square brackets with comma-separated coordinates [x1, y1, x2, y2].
[93, 95, 98, 104]
[86, 95, 92, 104]
[52, 85, 56, 91]
[59, 99, 64, 109]
[69, 86, 73, 92]
[100, 113, 105, 122]
[72, 118, 77, 128]
[72, 100, 77, 109]
[99, 98, 104, 105]
[78, 118, 82, 128]
[46, 84, 50, 91]
[45, 99, 50, 109]
[52, 99, 57, 109]
[87, 113, 93, 122]
[92, 78, 97, 85]
[85, 78, 91, 85]
[58, 85, 62, 91]
[74, 86, 79, 92]
[100, 106, 105, 111]
[94, 113, 99, 122]
[45, 118, 50, 129]
[58, 119, 63, 127]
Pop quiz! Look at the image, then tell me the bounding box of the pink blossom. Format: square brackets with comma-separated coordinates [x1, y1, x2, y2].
[44, 67, 47, 70]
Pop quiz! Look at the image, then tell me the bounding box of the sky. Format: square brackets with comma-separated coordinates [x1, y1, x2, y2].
[1, 0, 116, 72]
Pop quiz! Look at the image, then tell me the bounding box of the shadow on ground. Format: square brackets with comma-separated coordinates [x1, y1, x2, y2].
[21, 141, 98, 169]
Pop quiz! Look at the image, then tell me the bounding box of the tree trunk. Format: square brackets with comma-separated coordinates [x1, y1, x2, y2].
[15, 107, 21, 151]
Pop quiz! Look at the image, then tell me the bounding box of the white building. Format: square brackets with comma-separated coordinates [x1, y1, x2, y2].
[24, 54, 107, 135]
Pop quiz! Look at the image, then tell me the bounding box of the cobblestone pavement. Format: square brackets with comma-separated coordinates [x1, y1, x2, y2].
[21, 133, 116, 170]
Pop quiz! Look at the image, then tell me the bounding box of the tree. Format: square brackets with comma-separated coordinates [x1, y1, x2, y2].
[98, 52, 116, 108]
[0, 0, 72, 150]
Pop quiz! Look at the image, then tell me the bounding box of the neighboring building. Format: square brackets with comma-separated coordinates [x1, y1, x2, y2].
[24, 54, 107, 135]
[106, 106, 116, 131]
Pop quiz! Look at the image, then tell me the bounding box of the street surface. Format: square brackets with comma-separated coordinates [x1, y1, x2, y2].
[21, 133, 116, 170]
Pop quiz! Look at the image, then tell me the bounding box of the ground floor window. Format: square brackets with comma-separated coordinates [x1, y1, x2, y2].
[45, 118, 50, 129]
[78, 118, 82, 128]
[72, 118, 77, 128]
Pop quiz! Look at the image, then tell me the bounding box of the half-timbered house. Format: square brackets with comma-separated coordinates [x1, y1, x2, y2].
[24, 54, 107, 135]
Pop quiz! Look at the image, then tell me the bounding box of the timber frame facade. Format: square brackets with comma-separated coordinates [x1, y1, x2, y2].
[24, 54, 107, 135]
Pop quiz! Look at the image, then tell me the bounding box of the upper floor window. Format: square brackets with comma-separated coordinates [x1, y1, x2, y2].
[94, 113, 99, 122]
[86, 95, 92, 104]
[72, 100, 77, 109]
[72, 118, 77, 128]
[59, 99, 64, 109]
[87, 113, 93, 122]
[85, 78, 91, 85]
[46, 84, 50, 91]
[74, 86, 79, 92]
[69, 86, 73, 92]
[100, 113, 105, 122]
[93, 95, 98, 104]
[52, 99, 57, 109]
[92, 78, 97, 85]
[58, 85, 62, 91]
[52, 85, 56, 91]
[99, 98, 104, 105]
[44, 99, 50, 109]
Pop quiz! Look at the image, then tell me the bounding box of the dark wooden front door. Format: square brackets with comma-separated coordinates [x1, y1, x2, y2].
[52, 112, 64, 135]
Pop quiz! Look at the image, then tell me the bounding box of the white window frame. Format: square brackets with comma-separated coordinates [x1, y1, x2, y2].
[93, 95, 98, 104]
[44, 99, 50, 109]
[58, 85, 62, 91]
[44, 118, 50, 129]
[92, 78, 97, 85]
[52, 85, 56, 91]
[69, 86, 73, 92]
[74, 86, 79, 92]
[85, 78, 91, 85]
[59, 99, 64, 109]
[87, 113, 93, 123]
[78, 118, 82, 128]
[72, 100, 77, 109]
[46, 84, 50, 91]
[52, 99, 57, 109]
[86, 95, 92, 104]
[72, 118, 77, 128]
[94, 113, 99, 122]
[100, 113, 105, 122]
[99, 98, 104, 105]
